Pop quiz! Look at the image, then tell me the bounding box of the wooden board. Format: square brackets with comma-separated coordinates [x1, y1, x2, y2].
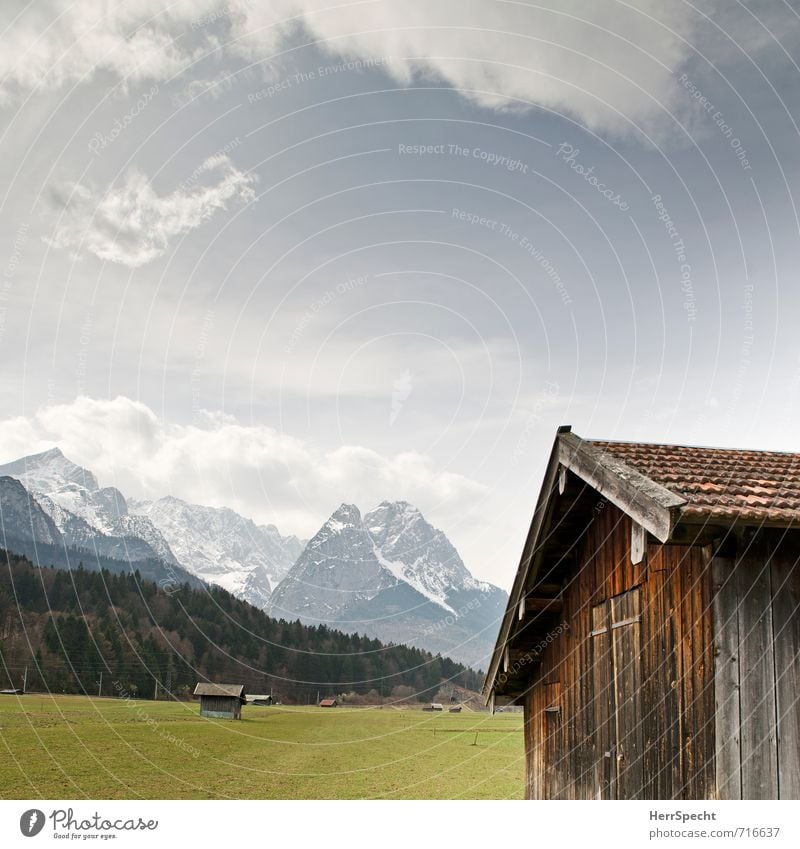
[712, 554, 741, 799]
[736, 537, 779, 799]
[610, 588, 644, 799]
[770, 537, 800, 799]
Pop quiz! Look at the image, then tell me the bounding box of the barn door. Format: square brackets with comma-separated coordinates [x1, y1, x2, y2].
[591, 587, 643, 799]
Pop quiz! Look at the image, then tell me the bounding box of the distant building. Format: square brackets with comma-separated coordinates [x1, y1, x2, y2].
[246, 694, 274, 706]
[449, 706, 462, 713]
[319, 698, 338, 707]
[430, 703, 444, 711]
[193, 683, 246, 720]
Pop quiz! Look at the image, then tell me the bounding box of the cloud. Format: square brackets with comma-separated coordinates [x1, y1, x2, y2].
[4, 1, 794, 136]
[45, 155, 257, 267]
[0, 395, 487, 538]
[0, 0, 213, 104]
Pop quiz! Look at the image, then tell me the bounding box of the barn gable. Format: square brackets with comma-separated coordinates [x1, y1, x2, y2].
[485, 426, 800, 800]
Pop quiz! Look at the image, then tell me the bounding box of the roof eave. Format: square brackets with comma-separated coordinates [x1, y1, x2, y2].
[482, 427, 689, 704]
[482, 426, 569, 703]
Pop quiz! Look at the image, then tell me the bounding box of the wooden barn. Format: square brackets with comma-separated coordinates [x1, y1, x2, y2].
[319, 698, 338, 707]
[484, 426, 800, 800]
[193, 683, 246, 719]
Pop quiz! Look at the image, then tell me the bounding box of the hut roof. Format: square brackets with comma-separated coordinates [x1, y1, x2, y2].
[483, 425, 800, 705]
[319, 698, 337, 706]
[589, 438, 800, 523]
[193, 683, 246, 703]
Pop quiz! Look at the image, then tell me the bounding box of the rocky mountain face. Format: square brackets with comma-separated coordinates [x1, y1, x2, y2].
[129, 496, 304, 609]
[0, 448, 507, 668]
[0, 473, 201, 588]
[268, 501, 507, 668]
[0, 476, 62, 545]
[0, 448, 179, 565]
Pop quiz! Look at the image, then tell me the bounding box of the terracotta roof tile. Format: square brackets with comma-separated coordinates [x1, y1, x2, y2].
[589, 440, 800, 524]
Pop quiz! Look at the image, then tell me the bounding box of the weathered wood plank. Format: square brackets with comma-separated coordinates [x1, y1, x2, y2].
[737, 537, 779, 799]
[770, 537, 800, 800]
[592, 601, 615, 798]
[611, 588, 644, 799]
[558, 432, 686, 542]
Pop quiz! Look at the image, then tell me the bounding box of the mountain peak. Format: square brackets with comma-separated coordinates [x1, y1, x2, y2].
[328, 503, 362, 523]
[0, 447, 99, 492]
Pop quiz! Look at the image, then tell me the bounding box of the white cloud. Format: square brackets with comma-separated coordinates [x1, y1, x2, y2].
[45, 155, 257, 267]
[0, 0, 213, 103]
[4, 1, 792, 136]
[0, 395, 487, 539]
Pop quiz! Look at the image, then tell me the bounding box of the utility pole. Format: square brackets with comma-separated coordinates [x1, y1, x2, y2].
[98, 672, 103, 698]
[154, 679, 159, 701]
[166, 670, 172, 697]
[22, 666, 27, 694]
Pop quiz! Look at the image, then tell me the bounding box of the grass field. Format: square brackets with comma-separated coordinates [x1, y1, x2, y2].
[0, 694, 524, 799]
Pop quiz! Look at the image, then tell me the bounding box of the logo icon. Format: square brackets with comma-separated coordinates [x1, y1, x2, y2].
[19, 809, 45, 837]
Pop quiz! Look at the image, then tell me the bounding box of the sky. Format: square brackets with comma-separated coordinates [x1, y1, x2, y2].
[1, 1, 800, 590]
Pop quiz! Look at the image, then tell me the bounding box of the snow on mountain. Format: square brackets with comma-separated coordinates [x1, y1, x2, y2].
[268, 501, 508, 668]
[269, 503, 398, 621]
[128, 495, 305, 608]
[0, 448, 179, 566]
[0, 476, 62, 545]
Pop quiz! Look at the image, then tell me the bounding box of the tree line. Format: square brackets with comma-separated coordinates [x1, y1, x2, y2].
[0, 548, 482, 702]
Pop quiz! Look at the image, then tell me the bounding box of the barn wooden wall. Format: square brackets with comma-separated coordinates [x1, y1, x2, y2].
[713, 531, 800, 800]
[521, 504, 716, 799]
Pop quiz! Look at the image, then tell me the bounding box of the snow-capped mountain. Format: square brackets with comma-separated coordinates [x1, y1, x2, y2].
[0, 447, 507, 667]
[0, 476, 62, 545]
[129, 496, 304, 609]
[0, 448, 179, 566]
[268, 501, 507, 668]
[0, 473, 201, 588]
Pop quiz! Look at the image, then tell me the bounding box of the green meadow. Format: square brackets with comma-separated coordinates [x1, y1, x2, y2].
[0, 695, 523, 799]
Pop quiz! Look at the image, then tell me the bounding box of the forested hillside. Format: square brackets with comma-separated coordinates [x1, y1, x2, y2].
[0, 549, 481, 703]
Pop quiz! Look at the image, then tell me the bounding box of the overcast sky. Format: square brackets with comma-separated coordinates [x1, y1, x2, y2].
[1, 1, 799, 589]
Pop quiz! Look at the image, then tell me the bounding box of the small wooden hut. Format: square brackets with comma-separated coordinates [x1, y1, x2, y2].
[319, 698, 338, 707]
[193, 683, 246, 719]
[484, 426, 800, 800]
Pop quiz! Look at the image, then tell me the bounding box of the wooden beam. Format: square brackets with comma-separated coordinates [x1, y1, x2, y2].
[531, 582, 562, 596]
[557, 431, 686, 542]
[522, 597, 563, 615]
[558, 464, 567, 494]
[631, 521, 646, 565]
